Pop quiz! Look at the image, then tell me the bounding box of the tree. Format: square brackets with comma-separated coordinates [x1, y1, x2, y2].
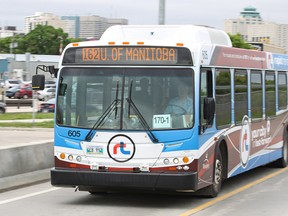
[0, 37, 12, 53]
[0, 25, 79, 55]
[228, 33, 251, 49]
[23, 25, 70, 55]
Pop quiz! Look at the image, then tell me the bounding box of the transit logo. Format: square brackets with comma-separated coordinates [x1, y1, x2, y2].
[108, 134, 135, 162]
[240, 115, 250, 168]
[113, 142, 131, 155]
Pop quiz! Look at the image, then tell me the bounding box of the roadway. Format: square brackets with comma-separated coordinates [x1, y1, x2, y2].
[1, 105, 287, 215]
[0, 166, 287, 216]
[0, 105, 53, 149]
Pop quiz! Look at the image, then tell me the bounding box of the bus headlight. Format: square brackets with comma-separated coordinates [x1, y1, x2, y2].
[163, 158, 170, 165]
[173, 158, 179, 164]
[76, 156, 82, 162]
[68, 154, 73, 161]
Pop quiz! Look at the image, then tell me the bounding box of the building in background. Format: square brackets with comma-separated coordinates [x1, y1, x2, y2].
[78, 16, 127, 39]
[225, 6, 288, 53]
[24, 12, 128, 39]
[0, 53, 59, 81]
[24, 12, 64, 34]
[0, 26, 24, 38]
[61, 16, 80, 39]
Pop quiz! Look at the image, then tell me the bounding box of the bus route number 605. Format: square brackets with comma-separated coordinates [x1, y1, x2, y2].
[68, 130, 81, 137]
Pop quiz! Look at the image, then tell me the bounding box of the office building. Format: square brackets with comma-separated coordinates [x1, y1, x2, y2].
[79, 16, 128, 39]
[24, 12, 64, 34]
[225, 6, 288, 53]
[0, 26, 23, 38]
[24, 12, 128, 39]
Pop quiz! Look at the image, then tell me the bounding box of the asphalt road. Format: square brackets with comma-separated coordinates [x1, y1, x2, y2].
[0, 166, 287, 216]
[0, 127, 53, 149]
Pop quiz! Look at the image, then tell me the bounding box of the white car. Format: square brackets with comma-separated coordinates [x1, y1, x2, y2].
[0, 79, 5, 88]
[5, 79, 22, 89]
[37, 88, 56, 101]
[45, 80, 56, 88]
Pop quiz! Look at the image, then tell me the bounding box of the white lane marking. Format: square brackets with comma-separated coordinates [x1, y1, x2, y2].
[0, 187, 61, 205]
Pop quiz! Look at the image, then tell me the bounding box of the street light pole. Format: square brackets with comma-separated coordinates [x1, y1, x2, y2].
[159, 0, 165, 25]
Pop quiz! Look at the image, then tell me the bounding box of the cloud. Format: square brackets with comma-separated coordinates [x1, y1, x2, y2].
[0, 0, 287, 30]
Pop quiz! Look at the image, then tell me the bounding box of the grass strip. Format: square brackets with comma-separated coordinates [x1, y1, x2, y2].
[0, 121, 54, 128]
[0, 112, 54, 120]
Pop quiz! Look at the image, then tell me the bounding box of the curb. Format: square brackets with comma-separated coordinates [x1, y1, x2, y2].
[0, 140, 54, 192]
[0, 169, 51, 192]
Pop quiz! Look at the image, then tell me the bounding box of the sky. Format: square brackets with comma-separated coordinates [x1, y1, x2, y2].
[0, 0, 287, 31]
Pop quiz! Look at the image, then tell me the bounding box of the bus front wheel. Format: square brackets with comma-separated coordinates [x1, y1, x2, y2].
[202, 149, 223, 198]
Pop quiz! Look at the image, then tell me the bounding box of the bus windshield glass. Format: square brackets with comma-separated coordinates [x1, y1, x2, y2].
[57, 67, 194, 130]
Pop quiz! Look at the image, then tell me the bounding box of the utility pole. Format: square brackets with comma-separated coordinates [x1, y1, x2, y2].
[159, 0, 165, 25]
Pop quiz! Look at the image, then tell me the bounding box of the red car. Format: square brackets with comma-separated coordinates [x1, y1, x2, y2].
[15, 86, 33, 99]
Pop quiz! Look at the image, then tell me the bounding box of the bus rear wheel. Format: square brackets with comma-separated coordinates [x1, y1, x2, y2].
[273, 131, 288, 168]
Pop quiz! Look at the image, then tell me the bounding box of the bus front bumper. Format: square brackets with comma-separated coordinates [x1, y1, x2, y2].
[51, 168, 198, 191]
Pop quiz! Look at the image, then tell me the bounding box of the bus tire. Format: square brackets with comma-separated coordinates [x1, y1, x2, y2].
[273, 130, 288, 168]
[204, 149, 223, 198]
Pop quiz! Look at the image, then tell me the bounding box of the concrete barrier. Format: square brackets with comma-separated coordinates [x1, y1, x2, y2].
[0, 140, 54, 191]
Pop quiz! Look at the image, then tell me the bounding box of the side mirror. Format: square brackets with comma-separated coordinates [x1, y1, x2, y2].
[32, 75, 45, 90]
[203, 97, 215, 125]
[59, 83, 67, 96]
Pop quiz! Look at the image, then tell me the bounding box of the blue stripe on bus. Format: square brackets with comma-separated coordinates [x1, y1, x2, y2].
[230, 149, 282, 177]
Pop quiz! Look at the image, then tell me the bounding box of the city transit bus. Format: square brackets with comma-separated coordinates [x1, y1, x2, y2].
[32, 25, 288, 197]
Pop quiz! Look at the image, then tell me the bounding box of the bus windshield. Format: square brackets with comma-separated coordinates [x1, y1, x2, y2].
[57, 67, 194, 130]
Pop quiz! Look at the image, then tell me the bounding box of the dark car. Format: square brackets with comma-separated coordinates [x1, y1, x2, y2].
[5, 86, 19, 98]
[15, 86, 33, 99]
[38, 98, 55, 113]
[0, 102, 6, 114]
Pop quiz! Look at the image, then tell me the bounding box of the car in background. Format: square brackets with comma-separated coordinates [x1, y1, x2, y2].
[37, 88, 56, 101]
[38, 98, 55, 113]
[45, 80, 56, 88]
[14, 86, 33, 99]
[0, 102, 6, 114]
[0, 79, 5, 88]
[5, 86, 19, 98]
[5, 79, 22, 89]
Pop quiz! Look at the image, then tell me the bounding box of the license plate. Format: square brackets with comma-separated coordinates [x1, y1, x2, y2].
[86, 146, 103, 155]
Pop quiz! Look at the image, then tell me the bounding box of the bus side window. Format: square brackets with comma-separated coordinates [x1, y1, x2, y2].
[278, 72, 287, 111]
[200, 68, 213, 130]
[234, 70, 248, 124]
[251, 71, 263, 119]
[215, 68, 231, 128]
[265, 71, 276, 117]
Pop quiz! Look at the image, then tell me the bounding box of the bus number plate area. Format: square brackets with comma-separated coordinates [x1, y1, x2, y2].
[153, 114, 171, 128]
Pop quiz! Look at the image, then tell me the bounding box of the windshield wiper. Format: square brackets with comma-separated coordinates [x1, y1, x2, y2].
[85, 82, 120, 141]
[114, 81, 119, 119]
[126, 81, 158, 143]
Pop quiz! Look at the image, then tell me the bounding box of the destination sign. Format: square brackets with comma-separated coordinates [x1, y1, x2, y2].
[62, 46, 192, 66]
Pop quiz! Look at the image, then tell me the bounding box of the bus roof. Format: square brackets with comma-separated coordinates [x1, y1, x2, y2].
[100, 25, 232, 47]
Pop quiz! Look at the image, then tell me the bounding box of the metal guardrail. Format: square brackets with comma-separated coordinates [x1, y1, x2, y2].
[5, 99, 33, 108]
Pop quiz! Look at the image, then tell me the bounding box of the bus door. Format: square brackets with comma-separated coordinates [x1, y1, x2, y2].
[198, 68, 217, 188]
